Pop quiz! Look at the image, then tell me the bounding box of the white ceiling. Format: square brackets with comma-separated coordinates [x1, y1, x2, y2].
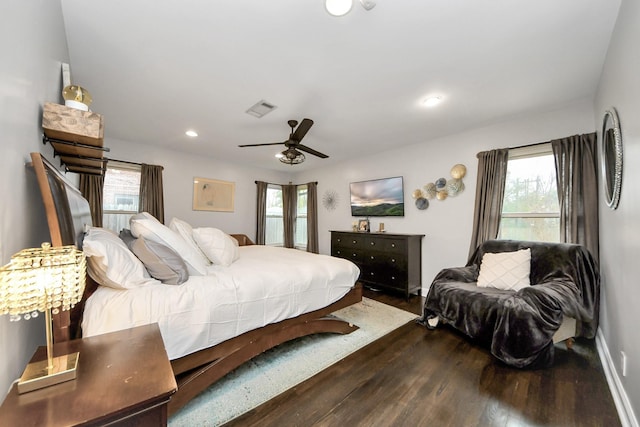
[60, 0, 620, 172]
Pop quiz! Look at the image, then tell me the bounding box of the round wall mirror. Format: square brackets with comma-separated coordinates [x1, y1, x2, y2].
[601, 108, 623, 209]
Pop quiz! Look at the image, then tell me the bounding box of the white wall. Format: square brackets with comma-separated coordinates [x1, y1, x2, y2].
[595, 0, 640, 422]
[105, 138, 290, 238]
[294, 99, 596, 291]
[0, 1, 70, 397]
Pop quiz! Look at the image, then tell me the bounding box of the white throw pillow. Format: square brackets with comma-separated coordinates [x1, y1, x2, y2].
[477, 248, 531, 291]
[129, 212, 209, 275]
[82, 227, 157, 289]
[192, 227, 239, 267]
[169, 217, 211, 265]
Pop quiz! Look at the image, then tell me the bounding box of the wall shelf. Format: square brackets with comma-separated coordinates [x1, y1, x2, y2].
[41, 102, 110, 176]
[42, 135, 110, 175]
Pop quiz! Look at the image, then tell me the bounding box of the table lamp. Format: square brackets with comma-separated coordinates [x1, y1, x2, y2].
[0, 243, 86, 393]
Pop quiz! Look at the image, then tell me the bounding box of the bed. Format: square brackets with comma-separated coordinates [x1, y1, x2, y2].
[29, 152, 363, 415]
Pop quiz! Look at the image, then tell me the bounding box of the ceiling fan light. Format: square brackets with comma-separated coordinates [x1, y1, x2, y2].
[279, 148, 305, 165]
[325, 0, 353, 16]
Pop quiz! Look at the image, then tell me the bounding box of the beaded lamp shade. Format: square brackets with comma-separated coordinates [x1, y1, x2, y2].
[0, 243, 86, 319]
[0, 243, 86, 393]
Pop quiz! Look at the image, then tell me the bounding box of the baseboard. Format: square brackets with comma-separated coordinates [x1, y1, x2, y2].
[596, 328, 639, 427]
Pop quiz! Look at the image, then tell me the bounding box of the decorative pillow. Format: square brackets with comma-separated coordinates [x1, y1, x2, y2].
[192, 227, 239, 267]
[82, 227, 157, 290]
[477, 249, 531, 291]
[129, 212, 209, 275]
[129, 237, 189, 285]
[169, 217, 211, 265]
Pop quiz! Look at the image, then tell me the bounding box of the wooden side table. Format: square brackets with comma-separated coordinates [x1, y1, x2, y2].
[0, 323, 177, 426]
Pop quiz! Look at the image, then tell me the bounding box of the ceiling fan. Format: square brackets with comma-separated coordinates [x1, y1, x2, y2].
[238, 118, 329, 165]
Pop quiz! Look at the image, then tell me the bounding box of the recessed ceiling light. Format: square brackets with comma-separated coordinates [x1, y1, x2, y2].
[422, 96, 443, 107]
[325, 0, 353, 16]
[185, 130, 198, 137]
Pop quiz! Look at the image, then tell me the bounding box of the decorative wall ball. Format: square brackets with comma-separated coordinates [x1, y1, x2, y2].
[423, 183, 436, 199]
[446, 179, 465, 196]
[435, 177, 447, 191]
[415, 197, 429, 210]
[412, 189, 424, 199]
[322, 190, 339, 210]
[436, 190, 448, 200]
[450, 164, 467, 179]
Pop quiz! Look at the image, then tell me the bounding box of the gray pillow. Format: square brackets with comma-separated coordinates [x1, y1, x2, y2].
[120, 229, 189, 285]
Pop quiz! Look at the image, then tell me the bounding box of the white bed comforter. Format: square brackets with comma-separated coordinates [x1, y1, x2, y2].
[82, 245, 360, 359]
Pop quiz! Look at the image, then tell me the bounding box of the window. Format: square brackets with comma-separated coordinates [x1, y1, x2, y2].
[295, 185, 308, 250]
[499, 145, 560, 242]
[265, 184, 284, 246]
[102, 162, 141, 232]
[264, 184, 308, 249]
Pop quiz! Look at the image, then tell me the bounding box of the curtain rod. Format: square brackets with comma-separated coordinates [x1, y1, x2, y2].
[510, 139, 552, 150]
[255, 180, 318, 185]
[106, 158, 164, 170]
[477, 140, 551, 158]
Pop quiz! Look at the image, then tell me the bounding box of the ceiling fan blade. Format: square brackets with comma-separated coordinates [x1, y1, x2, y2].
[238, 142, 285, 147]
[291, 118, 314, 142]
[297, 144, 329, 159]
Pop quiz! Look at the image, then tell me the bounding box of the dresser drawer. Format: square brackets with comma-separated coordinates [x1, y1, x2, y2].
[331, 231, 424, 299]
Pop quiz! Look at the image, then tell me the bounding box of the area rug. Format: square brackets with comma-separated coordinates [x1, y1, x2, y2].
[169, 297, 418, 426]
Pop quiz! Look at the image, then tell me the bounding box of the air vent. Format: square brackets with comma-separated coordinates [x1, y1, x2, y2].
[246, 100, 277, 118]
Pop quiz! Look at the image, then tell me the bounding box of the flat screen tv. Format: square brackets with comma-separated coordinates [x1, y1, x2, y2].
[350, 176, 405, 217]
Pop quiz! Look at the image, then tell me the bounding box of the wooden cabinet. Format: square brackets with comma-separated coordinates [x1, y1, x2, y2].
[0, 324, 176, 426]
[331, 231, 424, 299]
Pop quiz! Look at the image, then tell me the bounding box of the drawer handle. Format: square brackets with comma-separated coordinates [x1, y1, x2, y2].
[391, 276, 395, 280]
[352, 240, 357, 244]
[337, 250, 341, 255]
[337, 238, 341, 242]
[352, 253, 357, 257]
[391, 243, 396, 248]
[370, 272, 375, 276]
[391, 258, 396, 263]
[370, 256, 375, 260]
[370, 242, 375, 246]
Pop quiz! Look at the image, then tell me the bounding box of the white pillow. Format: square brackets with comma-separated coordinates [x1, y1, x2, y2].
[129, 212, 209, 275]
[169, 217, 211, 265]
[192, 227, 239, 267]
[477, 248, 531, 291]
[82, 227, 157, 289]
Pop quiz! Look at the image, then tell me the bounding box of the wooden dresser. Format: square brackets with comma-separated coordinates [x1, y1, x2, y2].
[331, 231, 424, 299]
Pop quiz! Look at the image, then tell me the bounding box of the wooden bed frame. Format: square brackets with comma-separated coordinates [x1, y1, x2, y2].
[29, 152, 363, 416]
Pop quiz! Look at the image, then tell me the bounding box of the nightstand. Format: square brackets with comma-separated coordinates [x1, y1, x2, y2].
[0, 323, 177, 426]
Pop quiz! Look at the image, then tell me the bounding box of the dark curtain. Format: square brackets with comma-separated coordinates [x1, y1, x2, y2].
[468, 148, 509, 258]
[79, 174, 104, 227]
[256, 181, 268, 245]
[282, 184, 297, 249]
[140, 164, 165, 223]
[552, 133, 599, 263]
[306, 182, 319, 253]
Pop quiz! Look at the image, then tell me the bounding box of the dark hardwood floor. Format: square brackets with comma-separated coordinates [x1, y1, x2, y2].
[226, 288, 620, 427]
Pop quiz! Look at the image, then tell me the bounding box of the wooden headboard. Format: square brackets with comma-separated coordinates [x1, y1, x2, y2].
[30, 152, 96, 342]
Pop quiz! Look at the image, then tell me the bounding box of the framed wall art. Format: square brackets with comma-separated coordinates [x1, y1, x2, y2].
[193, 177, 235, 212]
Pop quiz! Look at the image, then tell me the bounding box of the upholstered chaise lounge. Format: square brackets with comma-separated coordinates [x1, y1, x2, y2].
[421, 240, 599, 368]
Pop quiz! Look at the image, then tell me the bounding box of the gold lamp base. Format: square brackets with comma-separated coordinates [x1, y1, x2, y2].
[17, 352, 79, 394]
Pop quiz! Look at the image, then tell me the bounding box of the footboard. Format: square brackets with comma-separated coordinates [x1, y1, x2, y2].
[169, 283, 362, 416]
